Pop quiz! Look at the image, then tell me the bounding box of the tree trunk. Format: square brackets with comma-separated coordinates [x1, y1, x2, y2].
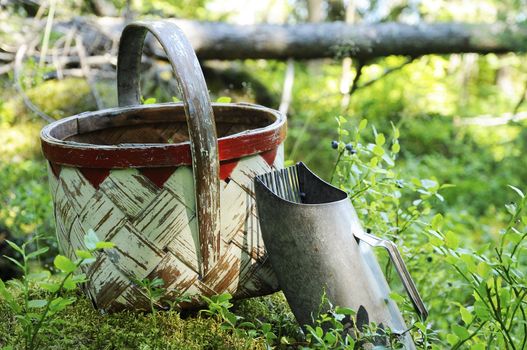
[53, 17, 527, 61]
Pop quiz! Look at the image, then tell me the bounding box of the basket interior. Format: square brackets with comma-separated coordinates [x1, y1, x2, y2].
[49, 104, 278, 145]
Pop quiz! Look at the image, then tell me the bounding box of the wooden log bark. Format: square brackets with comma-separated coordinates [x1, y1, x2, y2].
[54, 17, 527, 60]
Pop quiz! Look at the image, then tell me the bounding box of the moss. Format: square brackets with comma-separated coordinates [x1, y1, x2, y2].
[24, 78, 96, 120]
[234, 293, 302, 341]
[0, 288, 266, 350]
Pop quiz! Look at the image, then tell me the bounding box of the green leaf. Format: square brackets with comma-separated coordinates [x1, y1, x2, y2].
[54, 255, 77, 273]
[445, 231, 460, 249]
[391, 142, 400, 153]
[452, 324, 470, 339]
[150, 278, 165, 288]
[414, 322, 427, 332]
[358, 119, 368, 131]
[389, 291, 405, 304]
[508, 185, 525, 198]
[391, 123, 400, 138]
[238, 321, 256, 329]
[40, 282, 60, 293]
[460, 306, 473, 324]
[476, 261, 491, 277]
[172, 96, 180, 102]
[0, 279, 20, 313]
[440, 183, 456, 189]
[216, 96, 232, 103]
[95, 241, 115, 250]
[28, 299, 47, 308]
[431, 213, 443, 230]
[421, 179, 438, 190]
[28, 271, 50, 282]
[84, 229, 100, 250]
[5, 240, 24, 255]
[505, 203, 517, 215]
[446, 333, 459, 346]
[215, 293, 232, 303]
[334, 306, 355, 315]
[75, 250, 93, 260]
[428, 232, 443, 246]
[3, 256, 23, 270]
[49, 297, 75, 313]
[142, 97, 157, 104]
[63, 275, 86, 291]
[375, 133, 385, 146]
[26, 247, 49, 260]
[373, 145, 384, 156]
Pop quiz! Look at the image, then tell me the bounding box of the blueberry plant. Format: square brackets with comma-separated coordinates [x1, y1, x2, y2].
[0, 229, 114, 350]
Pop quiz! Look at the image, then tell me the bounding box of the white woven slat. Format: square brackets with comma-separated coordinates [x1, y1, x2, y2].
[54, 208, 73, 260]
[152, 252, 200, 294]
[273, 145, 284, 169]
[108, 223, 165, 278]
[133, 189, 191, 248]
[220, 180, 252, 243]
[199, 243, 249, 293]
[77, 191, 127, 242]
[99, 169, 159, 218]
[234, 259, 279, 298]
[231, 205, 265, 261]
[166, 215, 200, 272]
[163, 167, 196, 211]
[46, 164, 60, 195]
[229, 154, 273, 197]
[53, 181, 79, 234]
[112, 283, 152, 311]
[85, 253, 131, 309]
[59, 167, 97, 215]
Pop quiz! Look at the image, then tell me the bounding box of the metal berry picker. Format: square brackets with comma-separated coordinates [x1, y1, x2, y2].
[254, 162, 428, 348]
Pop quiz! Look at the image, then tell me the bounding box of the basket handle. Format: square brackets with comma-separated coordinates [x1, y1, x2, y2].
[117, 20, 220, 276]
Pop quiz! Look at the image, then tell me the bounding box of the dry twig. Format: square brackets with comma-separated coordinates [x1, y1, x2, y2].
[14, 44, 55, 123]
[279, 58, 295, 115]
[75, 34, 104, 109]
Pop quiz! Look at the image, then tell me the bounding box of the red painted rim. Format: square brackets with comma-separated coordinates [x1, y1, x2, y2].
[41, 102, 286, 169]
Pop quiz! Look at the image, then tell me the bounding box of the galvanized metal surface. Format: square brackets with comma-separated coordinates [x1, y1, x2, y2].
[40, 20, 287, 311]
[255, 163, 427, 347]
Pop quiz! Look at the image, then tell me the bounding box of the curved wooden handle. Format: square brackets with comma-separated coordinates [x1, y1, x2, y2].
[117, 20, 220, 276]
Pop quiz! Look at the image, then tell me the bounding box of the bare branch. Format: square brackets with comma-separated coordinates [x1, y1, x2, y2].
[75, 34, 104, 109]
[279, 58, 295, 115]
[14, 44, 55, 123]
[454, 112, 527, 127]
[513, 78, 527, 114]
[349, 60, 366, 96]
[356, 56, 415, 91]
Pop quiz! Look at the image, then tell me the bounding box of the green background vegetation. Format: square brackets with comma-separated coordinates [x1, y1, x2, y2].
[2, 0, 527, 348]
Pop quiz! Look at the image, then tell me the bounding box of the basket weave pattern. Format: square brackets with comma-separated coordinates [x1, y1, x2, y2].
[48, 147, 282, 311]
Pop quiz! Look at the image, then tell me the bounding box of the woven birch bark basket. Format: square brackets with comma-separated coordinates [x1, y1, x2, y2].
[40, 20, 286, 312]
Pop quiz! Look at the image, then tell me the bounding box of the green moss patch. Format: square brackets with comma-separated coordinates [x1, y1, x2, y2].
[0, 288, 271, 350]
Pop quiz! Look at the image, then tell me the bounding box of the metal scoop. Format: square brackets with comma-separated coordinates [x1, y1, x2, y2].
[254, 162, 427, 346]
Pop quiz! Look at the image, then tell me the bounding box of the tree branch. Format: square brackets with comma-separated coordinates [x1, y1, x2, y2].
[14, 44, 55, 123]
[355, 56, 416, 91]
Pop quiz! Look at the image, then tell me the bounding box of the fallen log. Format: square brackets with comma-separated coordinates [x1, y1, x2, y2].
[54, 17, 527, 60]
